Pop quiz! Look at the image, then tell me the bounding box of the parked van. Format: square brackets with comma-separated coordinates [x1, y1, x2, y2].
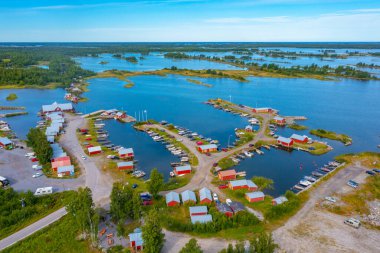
[344, 218, 361, 229]
[25, 152, 35, 157]
[32, 165, 42, 170]
[34, 187, 53, 196]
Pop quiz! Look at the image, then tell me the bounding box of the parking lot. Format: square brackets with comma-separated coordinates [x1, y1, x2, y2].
[0, 147, 84, 193]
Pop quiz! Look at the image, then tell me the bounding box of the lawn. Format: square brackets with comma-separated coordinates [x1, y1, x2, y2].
[293, 141, 331, 155]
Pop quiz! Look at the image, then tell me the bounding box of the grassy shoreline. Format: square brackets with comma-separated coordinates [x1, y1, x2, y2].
[310, 128, 352, 145]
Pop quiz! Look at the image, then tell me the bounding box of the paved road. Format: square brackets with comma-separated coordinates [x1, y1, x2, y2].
[0, 207, 67, 251]
[0, 114, 113, 251]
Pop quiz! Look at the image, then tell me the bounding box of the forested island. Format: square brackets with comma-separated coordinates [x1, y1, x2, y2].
[1, 43, 380, 89]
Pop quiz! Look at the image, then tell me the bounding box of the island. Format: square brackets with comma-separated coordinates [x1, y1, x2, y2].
[310, 129, 352, 145]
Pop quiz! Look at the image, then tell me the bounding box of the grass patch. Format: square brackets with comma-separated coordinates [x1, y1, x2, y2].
[4, 112, 28, 117]
[218, 157, 237, 170]
[310, 128, 352, 145]
[162, 173, 193, 191]
[293, 141, 331, 155]
[5, 93, 18, 101]
[186, 78, 213, 87]
[287, 123, 308, 130]
[2, 216, 97, 253]
[0, 190, 74, 240]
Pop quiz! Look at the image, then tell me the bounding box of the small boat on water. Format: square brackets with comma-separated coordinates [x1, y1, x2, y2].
[171, 162, 182, 167]
[321, 167, 331, 173]
[231, 158, 240, 164]
[132, 170, 146, 178]
[237, 154, 246, 159]
[255, 149, 264, 155]
[312, 171, 324, 177]
[263, 145, 270, 150]
[236, 171, 246, 177]
[293, 185, 304, 191]
[170, 171, 175, 177]
[299, 180, 311, 187]
[244, 151, 253, 157]
[304, 176, 317, 183]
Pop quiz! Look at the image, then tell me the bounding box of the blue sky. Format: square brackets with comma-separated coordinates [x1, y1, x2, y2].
[0, 0, 379, 42]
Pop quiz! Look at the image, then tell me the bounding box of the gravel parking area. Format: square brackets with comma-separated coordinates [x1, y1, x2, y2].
[0, 147, 84, 193]
[273, 163, 380, 253]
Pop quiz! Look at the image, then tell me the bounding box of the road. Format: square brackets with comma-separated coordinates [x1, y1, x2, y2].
[0, 114, 113, 251]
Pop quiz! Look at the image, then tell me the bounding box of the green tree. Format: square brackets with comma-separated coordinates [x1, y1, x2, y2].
[148, 168, 164, 197]
[132, 191, 142, 220]
[66, 187, 99, 244]
[142, 209, 164, 253]
[110, 182, 134, 222]
[179, 238, 203, 253]
[26, 128, 53, 165]
[219, 242, 245, 253]
[252, 176, 274, 191]
[249, 233, 277, 253]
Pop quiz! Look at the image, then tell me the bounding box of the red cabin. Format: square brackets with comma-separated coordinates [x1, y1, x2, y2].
[290, 134, 309, 144]
[245, 192, 265, 203]
[277, 137, 294, 147]
[218, 169, 237, 181]
[88, 146, 102, 155]
[273, 116, 286, 126]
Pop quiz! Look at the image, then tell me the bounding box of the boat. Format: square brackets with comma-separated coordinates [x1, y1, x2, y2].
[255, 149, 264, 155]
[299, 180, 311, 187]
[293, 185, 304, 190]
[237, 154, 246, 159]
[244, 151, 253, 157]
[132, 170, 146, 178]
[231, 158, 240, 164]
[263, 145, 270, 150]
[170, 171, 175, 177]
[304, 176, 317, 183]
[171, 162, 182, 167]
[236, 171, 246, 177]
[321, 167, 331, 173]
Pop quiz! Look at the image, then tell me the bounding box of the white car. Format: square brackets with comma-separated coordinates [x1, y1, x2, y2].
[32, 172, 43, 178]
[81, 155, 87, 160]
[32, 165, 42, 170]
[213, 193, 219, 201]
[325, 196, 337, 203]
[226, 198, 232, 206]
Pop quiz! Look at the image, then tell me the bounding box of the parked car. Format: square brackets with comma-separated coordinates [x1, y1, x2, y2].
[32, 165, 42, 171]
[344, 218, 361, 229]
[347, 180, 358, 188]
[226, 199, 232, 205]
[213, 192, 219, 201]
[372, 168, 380, 173]
[325, 196, 337, 203]
[366, 170, 376, 176]
[132, 184, 138, 189]
[81, 155, 87, 160]
[32, 172, 43, 178]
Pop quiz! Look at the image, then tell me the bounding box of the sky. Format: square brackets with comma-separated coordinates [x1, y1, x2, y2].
[0, 0, 379, 42]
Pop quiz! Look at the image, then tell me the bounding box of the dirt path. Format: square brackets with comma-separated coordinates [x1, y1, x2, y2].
[273, 163, 380, 253]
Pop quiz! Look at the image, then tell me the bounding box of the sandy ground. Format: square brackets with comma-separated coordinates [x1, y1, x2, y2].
[273, 163, 380, 253]
[162, 229, 232, 253]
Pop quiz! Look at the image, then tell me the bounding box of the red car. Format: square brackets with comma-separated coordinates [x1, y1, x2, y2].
[85, 137, 92, 141]
[222, 148, 228, 152]
[218, 184, 228, 189]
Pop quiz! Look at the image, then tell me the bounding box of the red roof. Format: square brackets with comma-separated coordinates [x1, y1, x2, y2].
[52, 159, 71, 169]
[218, 169, 237, 177]
[52, 156, 70, 162]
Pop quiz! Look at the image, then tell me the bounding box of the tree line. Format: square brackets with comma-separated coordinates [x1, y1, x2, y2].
[26, 128, 53, 165]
